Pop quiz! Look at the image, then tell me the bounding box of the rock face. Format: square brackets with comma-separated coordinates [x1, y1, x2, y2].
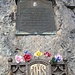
[0, 0, 75, 75]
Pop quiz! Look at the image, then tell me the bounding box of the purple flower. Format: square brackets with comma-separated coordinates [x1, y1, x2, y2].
[24, 51, 32, 56]
[55, 54, 63, 62]
[24, 51, 28, 54]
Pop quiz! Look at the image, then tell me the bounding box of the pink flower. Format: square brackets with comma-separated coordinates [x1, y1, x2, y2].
[15, 55, 23, 63]
[44, 52, 51, 57]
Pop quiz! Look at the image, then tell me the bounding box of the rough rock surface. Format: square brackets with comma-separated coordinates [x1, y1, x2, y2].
[0, 0, 75, 75]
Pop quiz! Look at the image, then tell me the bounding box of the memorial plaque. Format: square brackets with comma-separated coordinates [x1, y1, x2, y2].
[16, 0, 57, 35]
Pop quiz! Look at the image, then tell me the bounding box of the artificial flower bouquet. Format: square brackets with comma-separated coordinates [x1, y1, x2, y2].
[50, 54, 63, 64]
[15, 51, 32, 63]
[15, 50, 63, 64]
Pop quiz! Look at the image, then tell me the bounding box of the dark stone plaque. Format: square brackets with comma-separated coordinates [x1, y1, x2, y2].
[16, 0, 57, 35]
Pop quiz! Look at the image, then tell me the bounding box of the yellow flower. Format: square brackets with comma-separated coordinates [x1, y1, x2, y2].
[34, 50, 42, 57]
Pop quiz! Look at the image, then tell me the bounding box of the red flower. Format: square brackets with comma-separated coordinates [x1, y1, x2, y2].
[23, 54, 32, 62]
[44, 52, 51, 57]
